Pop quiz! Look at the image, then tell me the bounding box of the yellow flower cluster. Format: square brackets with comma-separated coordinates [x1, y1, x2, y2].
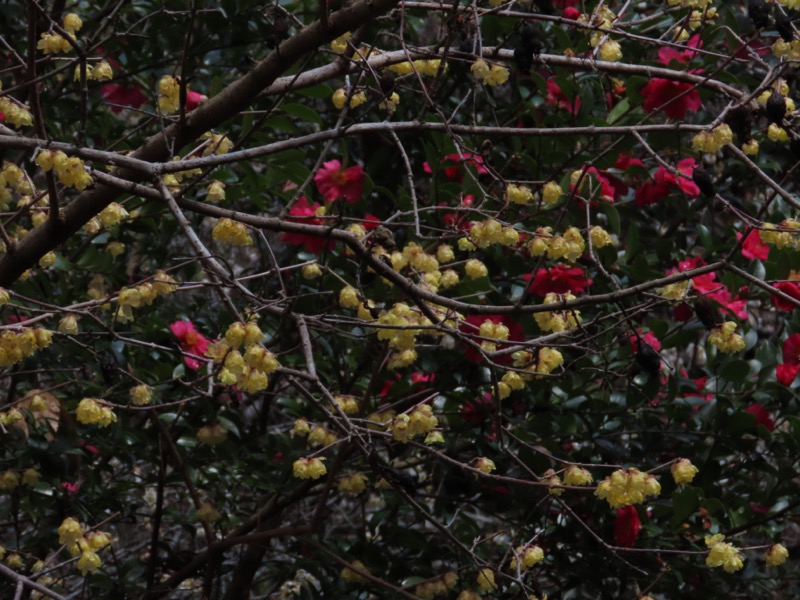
[542, 181, 563, 205]
[197, 423, 227, 445]
[341, 560, 370, 583]
[334, 394, 360, 415]
[129, 384, 153, 406]
[708, 321, 745, 353]
[388, 59, 445, 77]
[590, 226, 614, 248]
[115, 270, 178, 323]
[0, 93, 33, 128]
[506, 184, 534, 205]
[0, 408, 23, 427]
[773, 38, 800, 60]
[469, 218, 519, 249]
[158, 75, 181, 114]
[206, 181, 226, 202]
[338, 473, 368, 495]
[598, 40, 623, 62]
[206, 321, 279, 393]
[0, 470, 19, 491]
[0, 328, 52, 367]
[660, 279, 690, 302]
[308, 425, 337, 448]
[470, 59, 509, 86]
[670, 458, 699, 485]
[197, 502, 221, 523]
[534, 292, 582, 333]
[688, 7, 718, 28]
[475, 457, 496, 474]
[544, 469, 564, 495]
[563, 465, 594, 486]
[212, 218, 253, 246]
[464, 259, 488, 280]
[293, 456, 327, 479]
[761, 220, 800, 250]
[528, 226, 585, 262]
[493, 347, 564, 399]
[691, 124, 733, 153]
[594, 468, 661, 509]
[331, 32, 352, 53]
[476, 568, 496, 592]
[202, 132, 234, 156]
[768, 123, 790, 143]
[0, 164, 32, 210]
[667, 0, 712, 7]
[35, 150, 92, 191]
[332, 88, 367, 109]
[705, 534, 745, 573]
[765, 543, 789, 567]
[58, 517, 112, 576]
[414, 572, 458, 599]
[339, 285, 360, 308]
[73, 60, 113, 82]
[510, 545, 544, 571]
[401, 242, 439, 273]
[76, 398, 117, 427]
[392, 404, 438, 443]
[477, 318, 509, 353]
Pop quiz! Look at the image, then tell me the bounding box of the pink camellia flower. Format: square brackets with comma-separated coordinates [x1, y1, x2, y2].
[524, 264, 592, 296]
[669, 258, 748, 320]
[776, 334, 800, 386]
[772, 281, 800, 311]
[62, 482, 78, 494]
[185, 90, 207, 111]
[738, 230, 770, 261]
[423, 153, 488, 181]
[635, 158, 700, 206]
[281, 196, 335, 255]
[100, 83, 148, 113]
[746, 403, 775, 432]
[169, 320, 211, 370]
[629, 330, 662, 353]
[641, 75, 702, 120]
[313, 160, 365, 204]
[614, 506, 641, 547]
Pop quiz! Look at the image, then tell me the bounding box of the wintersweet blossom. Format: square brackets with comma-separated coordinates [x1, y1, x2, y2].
[705, 534, 745, 573]
[314, 160, 365, 204]
[765, 543, 789, 567]
[671, 458, 699, 485]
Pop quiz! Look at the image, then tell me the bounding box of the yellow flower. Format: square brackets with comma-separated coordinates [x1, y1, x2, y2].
[76, 398, 117, 427]
[302, 263, 323, 279]
[506, 183, 534, 205]
[92, 61, 113, 81]
[37, 33, 72, 54]
[196, 502, 221, 523]
[563, 465, 593, 486]
[594, 468, 661, 508]
[63, 13, 83, 35]
[465, 259, 488, 279]
[486, 64, 509, 86]
[338, 473, 368, 495]
[0, 470, 19, 491]
[84, 531, 112, 551]
[475, 457, 496, 474]
[77, 550, 102, 576]
[22, 468, 40, 486]
[708, 321, 745, 353]
[58, 517, 84, 546]
[197, 423, 228, 445]
[705, 535, 745, 573]
[765, 543, 789, 567]
[341, 560, 370, 584]
[331, 32, 352, 53]
[742, 140, 759, 156]
[670, 458, 699, 485]
[212, 218, 253, 246]
[543, 469, 563, 495]
[768, 123, 790, 143]
[510, 545, 545, 571]
[476, 568, 496, 592]
[590, 226, 613, 248]
[158, 75, 180, 114]
[206, 181, 226, 202]
[293, 457, 327, 479]
[470, 59, 491, 82]
[339, 285, 360, 309]
[599, 40, 622, 62]
[129, 384, 153, 406]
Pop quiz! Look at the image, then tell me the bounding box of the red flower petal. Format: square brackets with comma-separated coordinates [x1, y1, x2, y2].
[614, 506, 641, 547]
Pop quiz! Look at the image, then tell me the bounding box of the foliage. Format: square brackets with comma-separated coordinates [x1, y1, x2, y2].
[0, 0, 798, 598]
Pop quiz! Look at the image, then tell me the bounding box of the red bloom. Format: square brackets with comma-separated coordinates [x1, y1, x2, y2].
[669, 258, 747, 319]
[777, 334, 800, 385]
[658, 34, 703, 66]
[524, 265, 592, 296]
[281, 197, 335, 254]
[185, 90, 207, 111]
[169, 320, 211, 370]
[62, 482, 79, 494]
[614, 154, 645, 171]
[641, 77, 702, 120]
[634, 178, 672, 206]
[424, 153, 488, 181]
[739, 230, 770, 261]
[460, 392, 494, 426]
[746, 404, 775, 432]
[562, 6, 580, 19]
[772, 281, 800, 311]
[683, 375, 713, 403]
[614, 506, 641, 547]
[314, 160, 365, 204]
[545, 79, 581, 115]
[635, 158, 699, 206]
[460, 314, 524, 364]
[100, 83, 148, 113]
[572, 166, 616, 203]
[630, 330, 662, 353]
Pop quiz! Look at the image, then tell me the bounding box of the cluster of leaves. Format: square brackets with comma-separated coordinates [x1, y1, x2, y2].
[0, 0, 799, 598]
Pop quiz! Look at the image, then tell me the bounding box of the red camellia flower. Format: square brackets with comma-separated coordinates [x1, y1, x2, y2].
[460, 314, 524, 364]
[658, 34, 703, 66]
[738, 230, 770, 261]
[185, 90, 207, 111]
[746, 403, 775, 432]
[772, 281, 800, 311]
[776, 334, 800, 386]
[100, 83, 148, 113]
[313, 160, 365, 204]
[524, 264, 592, 297]
[169, 320, 211, 370]
[629, 330, 662, 353]
[635, 158, 700, 206]
[281, 197, 335, 255]
[573, 166, 616, 202]
[641, 75, 702, 120]
[669, 258, 747, 320]
[545, 79, 582, 115]
[424, 153, 488, 181]
[614, 506, 641, 547]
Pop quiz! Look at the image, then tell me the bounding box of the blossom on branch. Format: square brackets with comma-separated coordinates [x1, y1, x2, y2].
[314, 160, 365, 204]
